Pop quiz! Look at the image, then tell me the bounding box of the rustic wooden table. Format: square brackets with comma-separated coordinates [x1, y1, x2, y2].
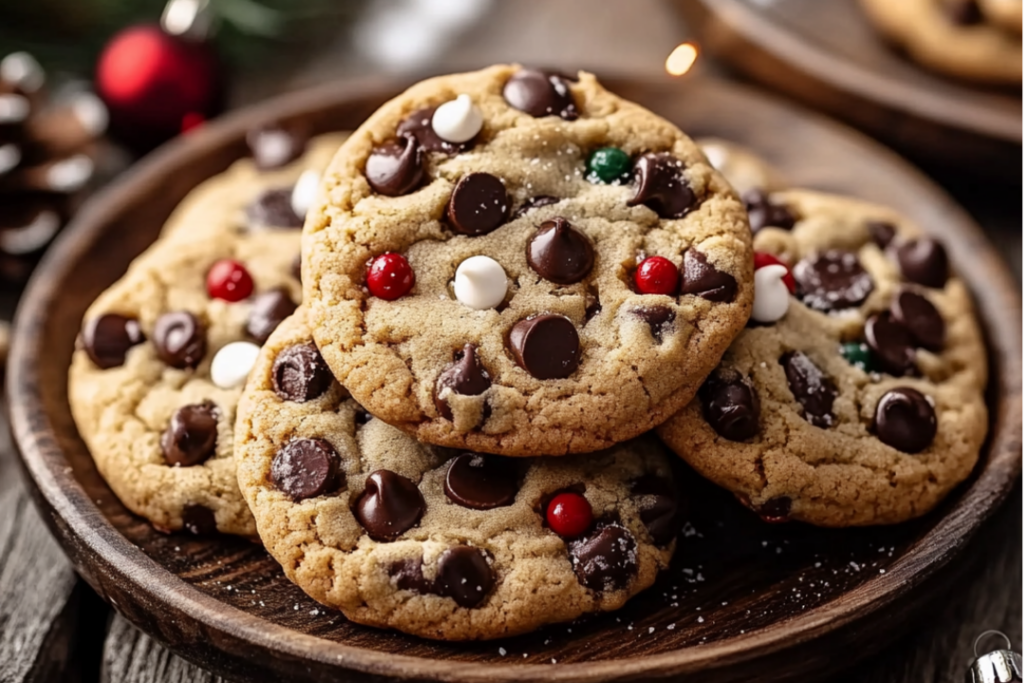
[1, 2, 1019, 681]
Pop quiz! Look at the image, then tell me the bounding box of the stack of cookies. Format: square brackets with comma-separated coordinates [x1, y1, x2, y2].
[69, 65, 988, 641]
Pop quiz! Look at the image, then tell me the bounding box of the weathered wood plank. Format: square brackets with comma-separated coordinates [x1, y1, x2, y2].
[101, 614, 226, 683]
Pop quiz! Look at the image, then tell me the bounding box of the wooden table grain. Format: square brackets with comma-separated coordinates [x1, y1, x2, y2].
[0, 1, 1018, 681]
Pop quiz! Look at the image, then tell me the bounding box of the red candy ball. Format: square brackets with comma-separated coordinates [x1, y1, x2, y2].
[206, 259, 254, 302]
[546, 491, 593, 538]
[367, 253, 415, 300]
[753, 252, 796, 294]
[634, 256, 679, 295]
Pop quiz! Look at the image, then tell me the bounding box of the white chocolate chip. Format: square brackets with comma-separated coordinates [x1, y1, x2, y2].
[454, 255, 507, 310]
[751, 264, 790, 324]
[210, 341, 261, 389]
[290, 169, 320, 220]
[431, 94, 482, 143]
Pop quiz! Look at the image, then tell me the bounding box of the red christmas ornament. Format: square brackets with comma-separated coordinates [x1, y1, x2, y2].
[546, 492, 593, 539]
[367, 253, 415, 300]
[634, 256, 679, 295]
[206, 259, 253, 302]
[754, 252, 796, 294]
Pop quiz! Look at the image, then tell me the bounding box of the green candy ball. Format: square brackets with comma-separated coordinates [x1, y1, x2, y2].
[586, 147, 632, 184]
[840, 342, 873, 372]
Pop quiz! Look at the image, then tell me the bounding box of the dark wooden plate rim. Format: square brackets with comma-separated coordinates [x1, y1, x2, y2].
[700, 0, 1021, 143]
[7, 75, 1022, 681]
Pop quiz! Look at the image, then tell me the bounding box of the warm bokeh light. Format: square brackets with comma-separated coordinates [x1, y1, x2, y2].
[665, 42, 699, 76]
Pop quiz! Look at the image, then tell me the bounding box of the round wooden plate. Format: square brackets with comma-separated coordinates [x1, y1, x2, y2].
[678, 0, 1022, 173]
[8, 75, 1021, 683]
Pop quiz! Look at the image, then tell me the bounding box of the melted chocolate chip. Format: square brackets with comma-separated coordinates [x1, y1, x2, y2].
[502, 69, 579, 120]
[270, 438, 342, 501]
[945, 0, 983, 24]
[631, 475, 682, 545]
[434, 343, 491, 420]
[161, 402, 219, 467]
[245, 188, 303, 229]
[526, 217, 594, 284]
[366, 134, 424, 196]
[81, 313, 145, 369]
[874, 388, 937, 453]
[631, 305, 676, 344]
[699, 369, 761, 441]
[397, 106, 472, 154]
[444, 453, 518, 510]
[436, 546, 495, 608]
[867, 220, 897, 249]
[153, 312, 206, 369]
[181, 504, 217, 535]
[627, 153, 697, 219]
[568, 524, 638, 592]
[353, 470, 425, 541]
[757, 496, 792, 523]
[390, 558, 433, 593]
[743, 188, 796, 233]
[793, 250, 874, 312]
[892, 289, 945, 352]
[247, 126, 307, 170]
[864, 312, 916, 376]
[509, 314, 580, 380]
[291, 253, 302, 283]
[447, 173, 509, 236]
[512, 195, 560, 219]
[780, 351, 837, 428]
[272, 343, 332, 402]
[680, 250, 737, 302]
[895, 238, 949, 288]
[246, 288, 297, 344]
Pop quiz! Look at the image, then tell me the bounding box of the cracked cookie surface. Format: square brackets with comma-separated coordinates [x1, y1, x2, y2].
[235, 308, 681, 640]
[303, 65, 753, 457]
[657, 189, 988, 527]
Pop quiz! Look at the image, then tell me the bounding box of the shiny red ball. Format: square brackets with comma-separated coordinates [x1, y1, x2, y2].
[634, 256, 679, 295]
[367, 253, 415, 300]
[546, 492, 593, 538]
[206, 259, 254, 302]
[753, 252, 796, 294]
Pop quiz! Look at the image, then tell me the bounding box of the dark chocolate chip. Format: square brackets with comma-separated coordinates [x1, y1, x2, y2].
[874, 388, 937, 453]
[503, 68, 579, 120]
[245, 188, 302, 229]
[680, 250, 737, 302]
[864, 312, 916, 376]
[892, 289, 945, 352]
[390, 558, 433, 594]
[181, 504, 217, 535]
[353, 470, 425, 541]
[444, 453, 518, 510]
[270, 438, 342, 501]
[743, 188, 796, 233]
[508, 314, 580, 380]
[945, 0, 983, 24]
[290, 254, 302, 283]
[584, 286, 602, 322]
[153, 311, 206, 369]
[757, 496, 792, 523]
[526, 217, 594, 284]
[780, 351, 837, 428]
[81, 313, 144, 369]
[161, 401, 219, 467]
[272, 343, 332, 402]
[568, 524, 638, 592]
[866, 220, 896, 248]
[366, 134, 424, 196]
[436, 546, 495, 608]
[247, 126, 307, 170]
[245, 288, 297, 344]
[397, 106, 472, 154]
[699, 369, 761, 441]
[631, 305, 676, 344]
[434, 343, 491, 420]
[793, 250, 874, 312]
[446, 172, 509, 236]
[631, 475, 682, 545]
[512, 195, 560, 219]
[895, 238, 949, 288]
[627, 152, 697, 219]
[354, 406, 373, 425]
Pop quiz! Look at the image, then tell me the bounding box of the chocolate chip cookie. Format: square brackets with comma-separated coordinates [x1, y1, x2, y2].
[235, 309, 682, 640]
[303, 65, 753, 456]
[68, 132, 346, 535]
[860, 0, 1022, 84]
[658, 189, 988, 526]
